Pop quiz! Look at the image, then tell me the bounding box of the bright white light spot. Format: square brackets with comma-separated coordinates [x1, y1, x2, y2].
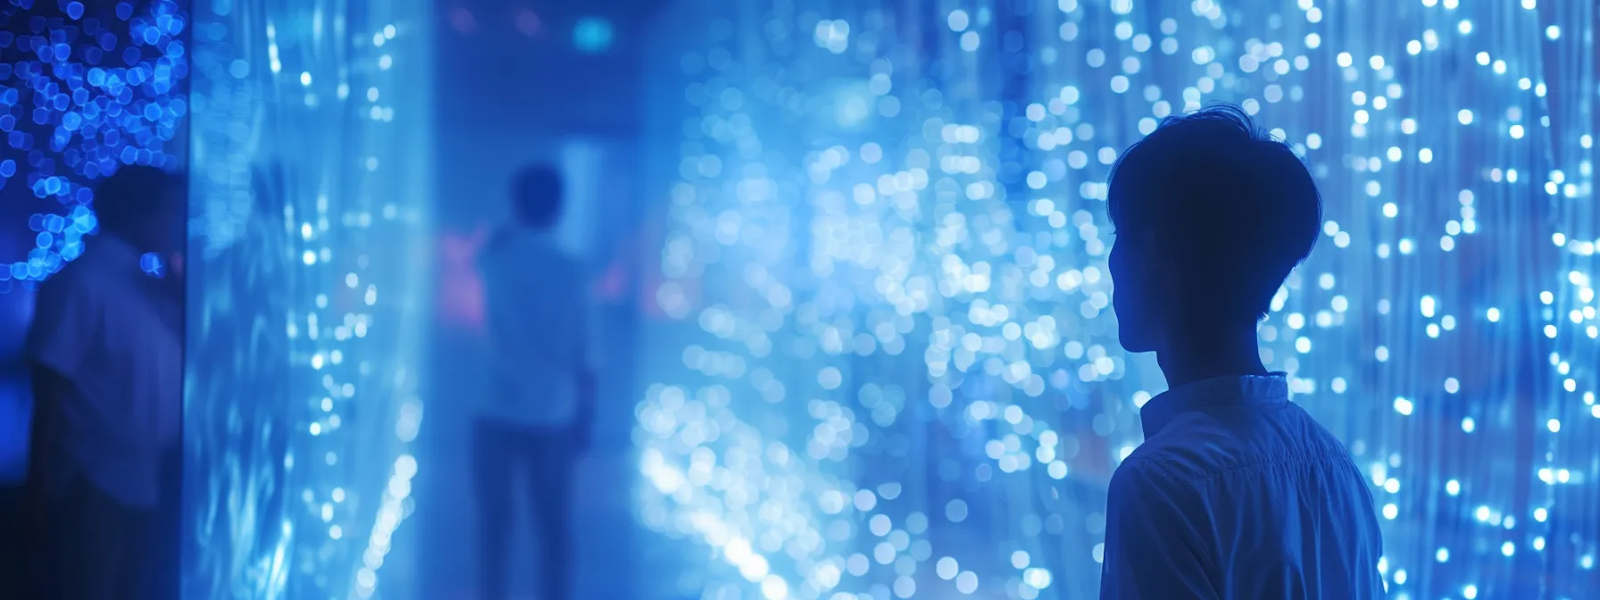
[960, 31, 980, 52]
[947, 9, 969, 31]
[956, 571, 979, 594]
[1393, 397, 1413, 415]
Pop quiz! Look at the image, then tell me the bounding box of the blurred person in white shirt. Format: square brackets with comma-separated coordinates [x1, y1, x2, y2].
[473, 163, 596, 600]
[26, 165, 184, 600]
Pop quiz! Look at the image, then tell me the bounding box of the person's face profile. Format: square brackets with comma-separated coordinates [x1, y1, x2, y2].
[1108, 223, 1165, 354]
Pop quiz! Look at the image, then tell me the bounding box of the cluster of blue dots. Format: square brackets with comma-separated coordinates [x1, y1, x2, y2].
[0, 0, 187, 282]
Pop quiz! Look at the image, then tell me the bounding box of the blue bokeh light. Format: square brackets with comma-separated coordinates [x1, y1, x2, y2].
[0, 0, 187, 284]
[574, 16, 616, 54]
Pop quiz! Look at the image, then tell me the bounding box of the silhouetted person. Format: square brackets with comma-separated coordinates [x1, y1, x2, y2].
[473, 164, 596, 600]
[26, 165, 184, 600]
[1100, 106, 1383, 598]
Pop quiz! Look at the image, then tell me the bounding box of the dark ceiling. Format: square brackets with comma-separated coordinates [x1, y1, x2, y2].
[435, 0, 671, 136]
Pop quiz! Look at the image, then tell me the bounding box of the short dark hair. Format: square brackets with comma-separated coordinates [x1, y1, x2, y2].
[511, 164, 563, 228]
[93, 165, 182, 234]
[1107, 105, 1321, 320]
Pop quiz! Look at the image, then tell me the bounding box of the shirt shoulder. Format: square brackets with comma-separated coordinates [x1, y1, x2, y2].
[26, 269, 99, 362]
[1107, 452, 1208, 526]
[1131, 401, 1359, 486]
[1109, 453, 1170, 495]
[480, 232, 579, 273]
[30, 250, 122, 330]
[53, 238, 149, 295]
[1126, 410, 1251, 485]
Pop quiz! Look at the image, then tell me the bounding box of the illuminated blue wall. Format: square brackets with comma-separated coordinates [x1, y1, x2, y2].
[184, 0, 432, 598]
[638, 1, 1597, 599]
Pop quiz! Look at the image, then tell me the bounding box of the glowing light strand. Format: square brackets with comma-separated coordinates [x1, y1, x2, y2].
[187, 2, 428, 599]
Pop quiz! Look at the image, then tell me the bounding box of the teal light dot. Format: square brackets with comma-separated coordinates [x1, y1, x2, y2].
[573, 17, 615, 53]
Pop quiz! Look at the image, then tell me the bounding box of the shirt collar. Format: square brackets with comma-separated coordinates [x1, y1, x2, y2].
[1139, 373, 1290, 437]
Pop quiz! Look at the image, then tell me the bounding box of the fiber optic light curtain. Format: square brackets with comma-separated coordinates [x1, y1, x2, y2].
[637, 1, 1597, 599]
[185, 0, 432, 597]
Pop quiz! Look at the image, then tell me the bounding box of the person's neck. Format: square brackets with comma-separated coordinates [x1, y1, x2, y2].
[97, 230, 150, 257]
[1155, 323, 1270, 390]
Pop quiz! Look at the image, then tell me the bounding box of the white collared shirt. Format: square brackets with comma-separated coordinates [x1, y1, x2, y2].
[26, 233, 182, 508]
[1100, 374, 1385, 599]
[476, 229, 592, 427]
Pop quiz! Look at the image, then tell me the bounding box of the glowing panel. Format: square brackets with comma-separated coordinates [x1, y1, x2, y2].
[184, 0, 432, 598]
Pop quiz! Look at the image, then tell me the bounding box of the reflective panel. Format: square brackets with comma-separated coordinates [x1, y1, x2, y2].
[184, 0, 432, 597]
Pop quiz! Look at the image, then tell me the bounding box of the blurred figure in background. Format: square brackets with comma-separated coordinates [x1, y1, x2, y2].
[26, 165, 184, 600]
[473, 164, 596, 600]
